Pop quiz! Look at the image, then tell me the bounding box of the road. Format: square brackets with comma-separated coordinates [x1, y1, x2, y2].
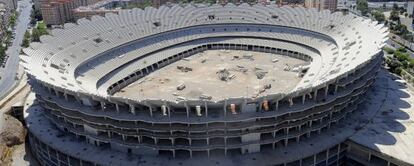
[0, 0, 32, 99]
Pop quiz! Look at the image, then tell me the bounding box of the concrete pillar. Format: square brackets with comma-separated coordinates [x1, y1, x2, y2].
[171, 138, 175, 146]
[205, 101, 208, 117]
[207, 150, 210, 158]
[138, 136, 141, 143]
[302, 94, 306, 104]
[115, 104, 120, 114]
[289, 98, 293, 107]
[275, 100, 279, 111]
[54, 88, 59, 97]
[259, 100, 263, 112]
[47, 87, 52, 94]
[223, 100, 227, 117]
[368, 153, 372, 162]
[313, 154, 317, 165]
[107, 131, 111, 138]
[284, 139, 288, 146]
[63, 92, 68, 101]
[100, 102, 105, 111]
[190, 150, 193, 158]
[314, 89, 318, 101]
[130, 104, 136, 115]
[155, 138, 158, 145]
[173, 150, 176, 158]
[325, 149, 329, 165]
[184, 102, 190, 118]
[207, 138, 209, 145]
[296, 136, 300, 142]
[122, 135, 126, 141]
[149, 105, 153, 117]
[335, 85, 339, 94]
[324, 86, 329, 97]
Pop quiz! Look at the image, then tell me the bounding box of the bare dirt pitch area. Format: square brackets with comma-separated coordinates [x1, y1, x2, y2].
[116, 50, 308, 101]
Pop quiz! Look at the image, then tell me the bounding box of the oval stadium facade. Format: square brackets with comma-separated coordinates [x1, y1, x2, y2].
[21, 3, 388, 166]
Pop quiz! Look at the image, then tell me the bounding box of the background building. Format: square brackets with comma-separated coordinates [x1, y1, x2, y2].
[305, 0, 337, 11]
[40, 0, 102, 25]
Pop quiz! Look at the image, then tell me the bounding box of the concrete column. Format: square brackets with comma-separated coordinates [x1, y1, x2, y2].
[368, 153, 372, 162]
[205, 101, 208, 117]
[149, 105, 153, 117]
[107, 131, 111, 138]
[155, 138, 158, 145]
[325, 150, 329, 165]
[309, 120, 313, 127]
[302, 94, 306, 104]
[207, 150, 210, 158]
[314, 89, 318, 101]
[190, 150, 193, 158]
[122, 135, 126, 141]
[47, 87, 52, 94]
[289, 98, 293, 107]
[284, 139, 288, 146]
[296, 136, 300, 142]
[335, 85, 339, 94]
[168, 105, 171, 118]
[189, 138, 192, 146]
[275, 100, 279, 111]
[138, 136, 141, 143]
[173, 150, 176, 158]
[259, 100, 263, 112]
[100, 102, 105, 111]
[54, 88, 59, 97]
[223, 100, 227, 117]
[184, 102, 190, 118]
[115, 104, 120, 114]
[207, 138, 209, 146]
[130, 104, 136, 115]
[324, 86, 329, 97]
[313, 154, 317, 165]
[63, 92, 68, 101]
[171, 138, 175, 146]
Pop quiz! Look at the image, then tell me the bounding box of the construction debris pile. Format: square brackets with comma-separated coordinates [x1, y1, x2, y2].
[254, 67, 268, 79]
[217, 68, 235, 81]
[177, 66, 193, 72]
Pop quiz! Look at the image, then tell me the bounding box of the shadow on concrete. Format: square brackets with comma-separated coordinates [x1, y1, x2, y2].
[349, 69, 412, 149]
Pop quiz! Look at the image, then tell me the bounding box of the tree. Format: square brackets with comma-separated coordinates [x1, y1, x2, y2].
[22, 31, 31, 48]
[357, 0, 368, 16]
[390, 10, 400, 21]
[371, 10, 385, 22]
[31, 21, 49, 42]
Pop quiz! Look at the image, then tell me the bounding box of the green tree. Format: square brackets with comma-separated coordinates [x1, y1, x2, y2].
[22, 31, 31, 48]
[371, 10, 385, 22]
[31, 21, 48, 42]
[357, 0, 368, 16]
[390, 10, 400, 21]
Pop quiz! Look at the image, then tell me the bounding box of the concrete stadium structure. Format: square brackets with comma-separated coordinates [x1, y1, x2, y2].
[20, 3, 391, 166]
